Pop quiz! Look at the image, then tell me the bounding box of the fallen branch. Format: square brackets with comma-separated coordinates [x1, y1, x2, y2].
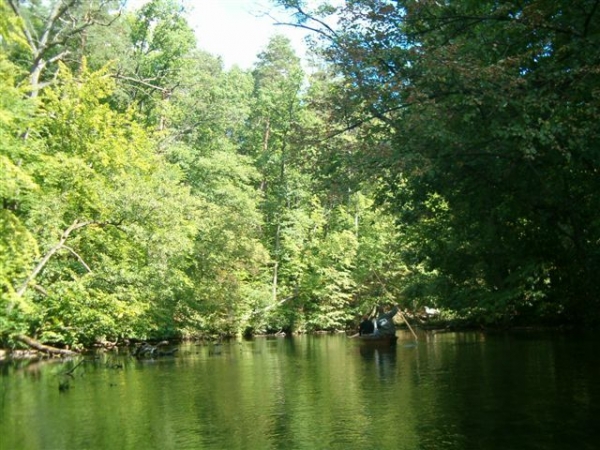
[17, 334, 78, 357]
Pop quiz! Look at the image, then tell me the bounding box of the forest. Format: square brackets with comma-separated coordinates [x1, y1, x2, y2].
[1, 0, 599, 350]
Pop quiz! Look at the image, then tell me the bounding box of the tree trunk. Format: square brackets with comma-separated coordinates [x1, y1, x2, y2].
[17, 335, 78, 357]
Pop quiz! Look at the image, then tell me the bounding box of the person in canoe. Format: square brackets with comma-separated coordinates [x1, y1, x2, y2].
[351, 304, 399, 338]
[359, 314, 375, 336]
[373, 304, 399, 337]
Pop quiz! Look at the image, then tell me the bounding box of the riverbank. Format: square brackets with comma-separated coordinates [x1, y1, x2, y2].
[0, 321, 581, 363]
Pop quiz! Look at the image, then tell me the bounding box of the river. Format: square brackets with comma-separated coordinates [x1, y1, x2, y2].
[1, 330, 598, 449]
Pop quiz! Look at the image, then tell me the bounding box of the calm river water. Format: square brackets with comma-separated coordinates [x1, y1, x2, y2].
[1, 331, 598, 450]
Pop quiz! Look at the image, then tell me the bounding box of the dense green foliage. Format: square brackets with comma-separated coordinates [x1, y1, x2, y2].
[280, 0, 600, 325]
[1, 0, 598, 348]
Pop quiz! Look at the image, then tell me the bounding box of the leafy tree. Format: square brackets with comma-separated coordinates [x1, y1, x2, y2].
[245, 35, 306, 304]
[144, 35, 271, 337]
[0, 59, 200, 347]
[125, 0, 197, 128]
[5, 0, 124, 97]
[0, 51, 39, 336]
[280, 0, 600, 325]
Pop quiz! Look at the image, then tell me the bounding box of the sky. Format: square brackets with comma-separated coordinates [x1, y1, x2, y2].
[127, 0, 314, 70]
[186, 1, 311, 69]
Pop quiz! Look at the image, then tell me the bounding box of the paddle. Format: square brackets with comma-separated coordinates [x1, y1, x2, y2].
[397, 310, 418, 341]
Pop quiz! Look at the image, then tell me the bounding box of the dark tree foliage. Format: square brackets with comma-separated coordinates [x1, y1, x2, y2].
[281, 0, 600, 325]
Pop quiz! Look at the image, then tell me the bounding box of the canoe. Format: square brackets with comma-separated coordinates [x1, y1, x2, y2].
[356, 334, 398, 346]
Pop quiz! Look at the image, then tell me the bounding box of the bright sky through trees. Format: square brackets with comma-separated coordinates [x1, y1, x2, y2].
[188, 0, 311, 68]
[128, 0, 312, 69]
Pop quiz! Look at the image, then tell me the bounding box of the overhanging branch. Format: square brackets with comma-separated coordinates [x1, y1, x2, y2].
[62, 245, 92, 273]
[13, 218, 120, 299]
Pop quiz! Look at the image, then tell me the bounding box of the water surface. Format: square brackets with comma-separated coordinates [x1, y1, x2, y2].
[1, 331, 598, 449]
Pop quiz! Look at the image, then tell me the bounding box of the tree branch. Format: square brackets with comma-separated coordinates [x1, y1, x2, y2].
[33, 284, 49, 296]
[14, 219, 120, 299]
[15, 219, 89, 298]
[112, 73, 170, 93]
[274, 21, 335, 40]
[62, 245, 92, 273]
[268, 3, 338, 41]
[7, 0, 36, 50]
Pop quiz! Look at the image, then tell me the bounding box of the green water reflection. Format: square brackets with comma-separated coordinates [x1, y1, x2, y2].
[1, 331, 598, 449]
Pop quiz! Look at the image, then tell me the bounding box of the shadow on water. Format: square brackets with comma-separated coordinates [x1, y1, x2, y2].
[358, 344, 398, 382]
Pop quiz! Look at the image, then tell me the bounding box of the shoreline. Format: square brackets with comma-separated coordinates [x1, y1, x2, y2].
[0, 323, 584, 363]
